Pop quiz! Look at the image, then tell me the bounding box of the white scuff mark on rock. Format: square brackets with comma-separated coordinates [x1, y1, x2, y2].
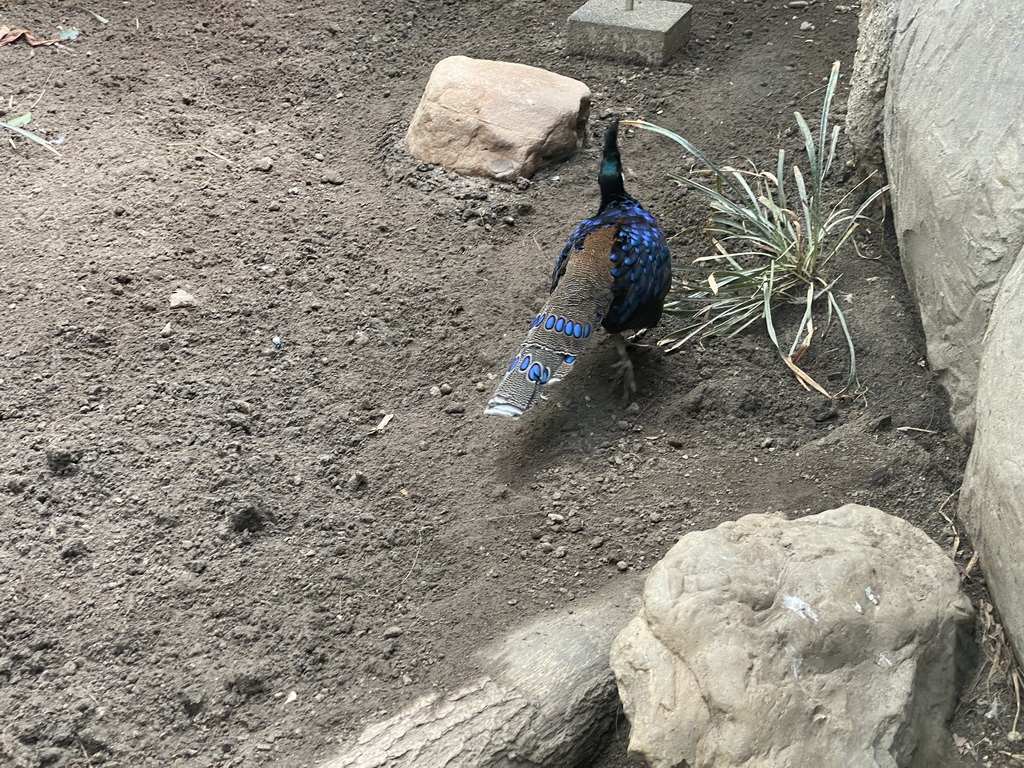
[782, 594, 819, 622]
[865, 586, 880, 605]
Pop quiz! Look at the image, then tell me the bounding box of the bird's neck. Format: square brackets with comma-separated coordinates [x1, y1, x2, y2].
[598, 162, 627, 212]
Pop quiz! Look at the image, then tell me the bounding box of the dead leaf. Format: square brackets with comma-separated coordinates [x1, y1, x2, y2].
[790, 317, 815, 364]
[0, 26, 63, 46]
[370, 413, 394, 433]
[782, 354, 831, 397]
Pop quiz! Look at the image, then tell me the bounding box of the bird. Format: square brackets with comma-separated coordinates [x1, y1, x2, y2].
[485, 121, 671, 419]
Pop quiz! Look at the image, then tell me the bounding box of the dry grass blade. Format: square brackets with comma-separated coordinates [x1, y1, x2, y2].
[782, 355, 830, 396]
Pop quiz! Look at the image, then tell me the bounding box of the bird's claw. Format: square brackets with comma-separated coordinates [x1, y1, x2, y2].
[611, 357, 637, 404]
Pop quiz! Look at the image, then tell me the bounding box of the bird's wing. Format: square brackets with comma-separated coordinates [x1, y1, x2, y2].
[605, 210, 672, 327]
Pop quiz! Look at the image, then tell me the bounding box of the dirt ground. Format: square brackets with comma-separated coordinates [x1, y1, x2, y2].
[1, 0, 1020, 766]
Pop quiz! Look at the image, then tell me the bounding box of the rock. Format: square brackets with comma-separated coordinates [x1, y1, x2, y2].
[169, 289, 196, 308]
[405, 56, 590, 181]
[846, 0, 899, 182]
[878, 0, 1024, 437]
[322, 578, 642, 768]
[611, 504, 972, 768]
[252, 156, 273, 172]
[960, 251, 1024, 661]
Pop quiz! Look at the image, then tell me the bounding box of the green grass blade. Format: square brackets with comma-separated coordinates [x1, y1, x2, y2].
[794, 111, 819, 195]
[819, 61, 841, 177]
[827, 291, 858, 393]
[624, 120, 747, 197]
[1, 118, 61, 156]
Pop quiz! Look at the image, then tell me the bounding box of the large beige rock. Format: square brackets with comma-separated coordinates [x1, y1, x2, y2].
[960, 250, 1024, 662]
[611, 505, 972, 768]
[879, 0, 1024, 438]
[405, 56, 590, 181]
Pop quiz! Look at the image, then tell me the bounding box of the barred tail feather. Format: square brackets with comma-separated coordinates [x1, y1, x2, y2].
[485, 309, 600, 418]
[485, 344, 580, 418]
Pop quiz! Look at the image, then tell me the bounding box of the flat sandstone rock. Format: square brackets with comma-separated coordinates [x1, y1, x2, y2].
[611, 504, 973, 768]
[405, 56, 590, 181]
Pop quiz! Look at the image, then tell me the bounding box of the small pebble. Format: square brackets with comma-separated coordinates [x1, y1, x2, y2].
[616, 561, 630, 572]
[252, 156, 274, 172]
[322, 170, 345, 185]
[169, 289, 196, 308]
[160, 322, 172, 337]
[439, 383, 454, 395]
[787, 0, 808, 6]
[382, 626, 403, 639]
[800, 21, 815, 30]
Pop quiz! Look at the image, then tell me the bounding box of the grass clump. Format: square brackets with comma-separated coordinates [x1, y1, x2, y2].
[623, 61, 886, 397]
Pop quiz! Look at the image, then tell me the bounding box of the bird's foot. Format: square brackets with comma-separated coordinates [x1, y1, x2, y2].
[611, 333, 638, 404]
[622, 328, 654, 350]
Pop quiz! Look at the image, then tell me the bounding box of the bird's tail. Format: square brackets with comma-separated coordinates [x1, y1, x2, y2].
[485, 283, 611, 418]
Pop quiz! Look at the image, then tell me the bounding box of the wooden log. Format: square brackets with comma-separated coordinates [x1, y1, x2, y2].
[322, 577, 641, 768]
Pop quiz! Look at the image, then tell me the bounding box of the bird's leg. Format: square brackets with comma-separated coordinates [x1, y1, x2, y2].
[610, 332, 637, 403]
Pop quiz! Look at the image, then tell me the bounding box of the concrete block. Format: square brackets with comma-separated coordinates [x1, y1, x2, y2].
[567, 0, 693, 67]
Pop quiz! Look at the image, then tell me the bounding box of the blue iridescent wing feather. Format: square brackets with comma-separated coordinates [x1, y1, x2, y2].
[604, 200, 671, 332]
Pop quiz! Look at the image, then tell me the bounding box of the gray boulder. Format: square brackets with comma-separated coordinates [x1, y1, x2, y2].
[610, 504, 973, 768]
[876, 0, 1024, 437]
[406, 56, 590, 181]
[960, 251, 1024, 661]
[845, 0, 898, 182]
